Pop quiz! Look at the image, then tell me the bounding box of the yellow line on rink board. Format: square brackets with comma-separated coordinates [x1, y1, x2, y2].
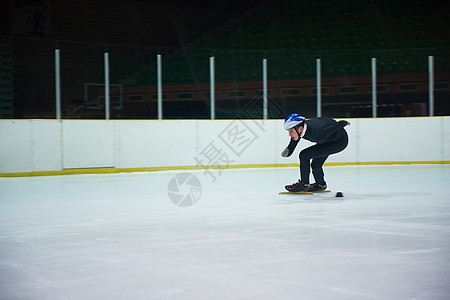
[1, 161, 449, 177]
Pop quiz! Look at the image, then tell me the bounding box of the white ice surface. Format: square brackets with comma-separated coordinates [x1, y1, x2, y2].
[1, 165, 449, 300]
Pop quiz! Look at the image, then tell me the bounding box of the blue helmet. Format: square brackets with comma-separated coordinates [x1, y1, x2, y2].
[284, 113, 305, 130]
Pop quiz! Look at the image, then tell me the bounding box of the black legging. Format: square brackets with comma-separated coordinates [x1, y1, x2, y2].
[299, 132, 348, 185]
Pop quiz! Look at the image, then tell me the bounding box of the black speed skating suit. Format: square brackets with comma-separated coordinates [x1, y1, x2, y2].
[284, 117, 349, 185]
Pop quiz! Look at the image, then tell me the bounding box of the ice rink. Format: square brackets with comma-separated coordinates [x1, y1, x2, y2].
[1, 165, 449, 300]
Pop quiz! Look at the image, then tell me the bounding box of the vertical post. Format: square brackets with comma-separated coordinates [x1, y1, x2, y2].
[210, 56, 215, 120]
[316, 58, 321, 117]
[104, 51, 110, 120]
[428, 55, 434, 117]
[55, 48, 61, 119]
[371, 58, 377, 118]
[157, 54, 163, 120]
[263, 58, 268, 119]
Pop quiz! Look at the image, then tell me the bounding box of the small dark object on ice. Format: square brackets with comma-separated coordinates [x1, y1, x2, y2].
[336, 192, 344, 197]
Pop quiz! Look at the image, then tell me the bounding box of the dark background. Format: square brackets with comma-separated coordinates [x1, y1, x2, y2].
[1, 0, 449, 119]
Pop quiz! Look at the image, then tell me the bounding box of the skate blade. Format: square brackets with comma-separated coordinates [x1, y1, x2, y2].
[279, 191, 313, 194]
[279, 190, 331, 195]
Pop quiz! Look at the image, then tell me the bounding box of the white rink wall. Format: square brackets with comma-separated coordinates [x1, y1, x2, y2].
[0, 117, 449, 174]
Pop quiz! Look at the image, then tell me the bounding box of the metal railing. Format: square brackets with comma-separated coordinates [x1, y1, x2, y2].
[2, 37, 449, 120]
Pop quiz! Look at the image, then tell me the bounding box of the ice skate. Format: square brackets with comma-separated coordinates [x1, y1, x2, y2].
[285, 180, 309, 193]
[307, 182, 327, 192]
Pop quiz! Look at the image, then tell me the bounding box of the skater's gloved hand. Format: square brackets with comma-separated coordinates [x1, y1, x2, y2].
[281, 138, 300, 157]
[338, 120, 350, 127]
[281, 147, 289, 157]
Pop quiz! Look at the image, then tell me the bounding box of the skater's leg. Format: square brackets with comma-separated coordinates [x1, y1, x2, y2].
[299, 147, 315, 184]
[299, 138, 347, 184]
[311, 156, 328, 185]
